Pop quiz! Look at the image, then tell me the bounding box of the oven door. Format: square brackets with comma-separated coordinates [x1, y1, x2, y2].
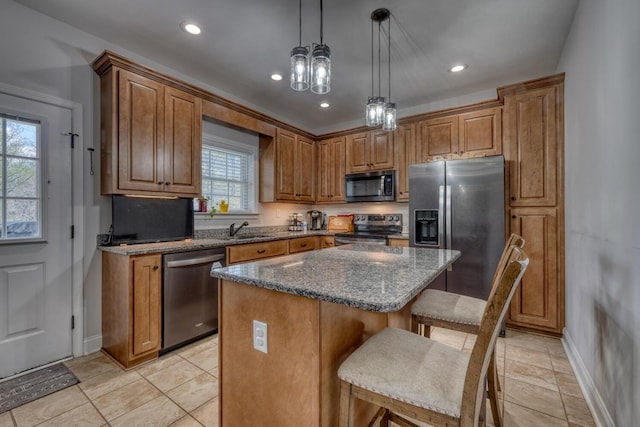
[334, 234, 387, 246]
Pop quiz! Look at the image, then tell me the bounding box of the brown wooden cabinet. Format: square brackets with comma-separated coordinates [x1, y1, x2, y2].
[501, 75, 564, 335]
[97, 67, 201, 197]
[316, 137, 346, 203]
[226, 240, 288, 265]
[320, 236, 335, 248]
[415, 107, 501, 163]
[260, 129, 315, 203]
[346, 130, 394, 173]
[289, 236, 319, 254]
[102, 252, 162, 369]
[394, 123, 416, 202]
[387, 238, 409, 247]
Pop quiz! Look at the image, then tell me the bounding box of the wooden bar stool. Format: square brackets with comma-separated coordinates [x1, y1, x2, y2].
[410, 234, 525, 427]
[338, 246, 529, 427]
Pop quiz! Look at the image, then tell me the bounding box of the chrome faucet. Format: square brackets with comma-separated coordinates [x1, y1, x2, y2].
[230, 221, 249, 237]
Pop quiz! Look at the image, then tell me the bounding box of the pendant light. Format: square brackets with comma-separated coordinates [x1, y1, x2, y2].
[290, 0, 331, 94]
[382, 14, 396, 131]
[290, 0, 309, 91]
[365, 9, 397, 131]
[310, 0, 330, 94]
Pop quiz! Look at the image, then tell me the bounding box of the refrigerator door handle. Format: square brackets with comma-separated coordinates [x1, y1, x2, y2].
[438, 185, 445, 249]
[446, 185, 453, 271]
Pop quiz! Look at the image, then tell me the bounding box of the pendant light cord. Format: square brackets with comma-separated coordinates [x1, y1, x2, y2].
[378, 20, 382, 98]
[371, 19, 374, 97]
[320, 0, 324, 45]
[388, 16, 391, 101]
[298, 0, 302, 46]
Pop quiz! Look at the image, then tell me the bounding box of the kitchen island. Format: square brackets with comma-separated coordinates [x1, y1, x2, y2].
[211, 244, 460, 427]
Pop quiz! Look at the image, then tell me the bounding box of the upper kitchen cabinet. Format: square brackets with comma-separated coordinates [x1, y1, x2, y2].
[415, 107, 501, 163]
[394, 123, 416, 202]
[317, 136, 346, 203]
[503, 84, 561, 207]
[346, 130, 394, 173]
[93, 52, 202, 198]
[260, 128, 315, 203]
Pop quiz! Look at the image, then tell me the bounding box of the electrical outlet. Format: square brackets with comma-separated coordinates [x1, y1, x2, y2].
[253, 320, 268, 353]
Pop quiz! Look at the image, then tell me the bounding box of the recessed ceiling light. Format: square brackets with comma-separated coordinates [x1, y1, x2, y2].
[320, 102, 330, 108]
[449, 64, 467, 73]
[181, 22, 201, 35]
[271, 73, 283, 81]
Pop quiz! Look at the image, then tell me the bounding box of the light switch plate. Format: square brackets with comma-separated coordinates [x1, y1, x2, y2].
[253, 320, 268, 353]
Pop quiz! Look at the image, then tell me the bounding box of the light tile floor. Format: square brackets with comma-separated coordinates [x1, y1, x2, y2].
[0, 328, 595, 427]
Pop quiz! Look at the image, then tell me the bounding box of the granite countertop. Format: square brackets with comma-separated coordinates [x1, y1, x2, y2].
[99, 230, 334, 255]
[211, 244, 461, 312]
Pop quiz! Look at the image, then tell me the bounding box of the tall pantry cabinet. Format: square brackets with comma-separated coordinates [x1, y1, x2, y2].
[500, 75, 565, 335]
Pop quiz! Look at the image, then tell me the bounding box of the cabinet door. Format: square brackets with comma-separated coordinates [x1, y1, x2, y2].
[296, 136, 316, 202]
[275, 129, 297, 201]
[504, 86, 559, 207]
[130, 254, 162, 358]
[459, 108, 502, 157]
[163, 87, 202, 196]
[289, 236, 319, 253]
[346, 132, 370, 173]
[330, 137, 346, 202]
[417, 116, 459, 162]
[317, 137, 346, 203]
[370, 130, 395, 170]
[507, 208, 562, 333]
[395, 123, 416, 201]
[118, 70, 164, 192]
[320, 236, 335, 248]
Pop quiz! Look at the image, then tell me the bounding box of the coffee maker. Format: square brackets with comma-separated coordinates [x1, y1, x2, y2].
[307, 210, 324, 230]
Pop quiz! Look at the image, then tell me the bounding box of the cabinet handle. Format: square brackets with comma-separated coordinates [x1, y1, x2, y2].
[511, 197, 516, 201]
[300, 244, 307, 248]
[512, 215, 516, 219]
[158, 181, 164, 185]
[165, 182, 171, 185]
[257, 249, 266, 254]
[153, 265, 159, 270]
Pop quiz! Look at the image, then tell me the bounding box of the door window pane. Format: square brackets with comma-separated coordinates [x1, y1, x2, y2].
[0, 114, 42, 241]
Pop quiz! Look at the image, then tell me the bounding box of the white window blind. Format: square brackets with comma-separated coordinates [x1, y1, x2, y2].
[201, 141, 254, 212]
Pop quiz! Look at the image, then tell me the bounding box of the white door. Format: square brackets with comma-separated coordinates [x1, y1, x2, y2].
[0, 92, 73, 379]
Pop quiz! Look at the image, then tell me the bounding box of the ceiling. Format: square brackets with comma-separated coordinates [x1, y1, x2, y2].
[16, 0, 579, 135]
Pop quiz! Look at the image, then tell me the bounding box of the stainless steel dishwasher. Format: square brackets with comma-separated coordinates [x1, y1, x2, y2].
[162, 248, 225, 352]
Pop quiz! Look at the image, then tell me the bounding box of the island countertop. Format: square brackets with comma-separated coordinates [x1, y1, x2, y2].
[211, 243, 461, 312]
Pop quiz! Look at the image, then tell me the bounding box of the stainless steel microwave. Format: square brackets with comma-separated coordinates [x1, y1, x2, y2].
[345, 170, 395, 202]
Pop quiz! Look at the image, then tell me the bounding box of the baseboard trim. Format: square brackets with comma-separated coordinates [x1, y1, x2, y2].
[83, 335, 102, 355]
[562, 328, 614, 427]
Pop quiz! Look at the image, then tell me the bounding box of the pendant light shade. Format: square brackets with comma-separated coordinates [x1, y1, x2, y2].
[365, 96, 378, 126]
[291, 46, 310, 91]
[383, 102, 397, 131]
[311, 44, 331, 94]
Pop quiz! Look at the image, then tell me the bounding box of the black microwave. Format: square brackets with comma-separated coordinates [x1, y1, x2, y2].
[345, 170, 395, 202]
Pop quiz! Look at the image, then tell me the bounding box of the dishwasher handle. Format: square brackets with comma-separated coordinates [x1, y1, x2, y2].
[166, 254, 225, 268]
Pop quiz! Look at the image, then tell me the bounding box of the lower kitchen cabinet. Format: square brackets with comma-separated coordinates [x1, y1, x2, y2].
[387, 238, 409, 247]
[102, 252, 162, 369]
[320, 236, 335, 248]
[507, 207, 563, 334]
[226, 240, 288, 265]
[289, 236, 319, 253]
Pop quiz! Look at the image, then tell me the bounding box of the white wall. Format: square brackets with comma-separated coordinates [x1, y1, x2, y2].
[557, 0, 640, 425]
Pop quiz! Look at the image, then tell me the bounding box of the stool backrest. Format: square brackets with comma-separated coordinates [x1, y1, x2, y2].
[487, 233, 525, 302]
[460, 245, 529, 426]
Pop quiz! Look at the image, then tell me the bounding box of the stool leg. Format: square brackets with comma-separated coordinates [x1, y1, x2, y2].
[487, 350, 502, 427]
[339, 381, 355, 427]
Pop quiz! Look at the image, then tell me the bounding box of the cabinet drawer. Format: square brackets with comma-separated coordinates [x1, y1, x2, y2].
[320, 236, 335, 248]
[227, 240, 288, 264]
[289, 237, 319, 254]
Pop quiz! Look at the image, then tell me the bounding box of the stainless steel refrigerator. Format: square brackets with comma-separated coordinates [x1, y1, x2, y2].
[409, 156, 505, 299]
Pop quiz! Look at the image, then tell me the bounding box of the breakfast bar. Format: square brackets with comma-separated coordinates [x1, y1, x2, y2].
[210, 244, 460, 427]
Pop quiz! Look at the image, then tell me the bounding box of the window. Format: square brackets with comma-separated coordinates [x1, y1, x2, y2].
[0, 113, 42, 240]
[200, 135, 256, 213]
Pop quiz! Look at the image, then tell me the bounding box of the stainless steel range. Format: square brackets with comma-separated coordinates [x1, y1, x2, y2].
[334, 213, 402, 246]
